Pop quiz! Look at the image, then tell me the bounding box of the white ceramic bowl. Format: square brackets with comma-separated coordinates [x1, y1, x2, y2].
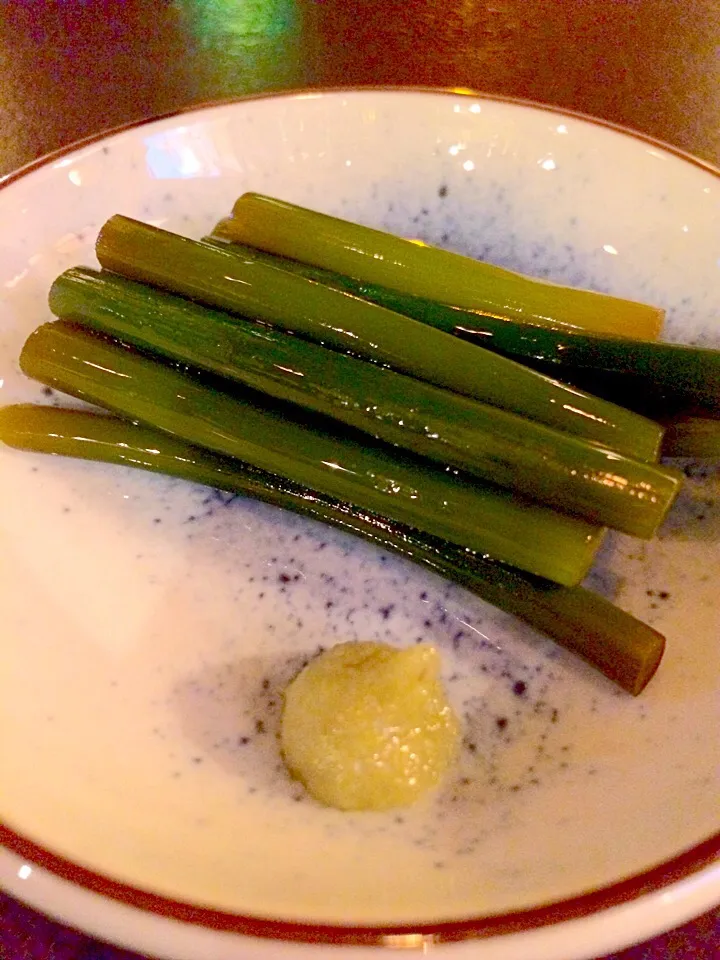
[0, 90, 718, 960]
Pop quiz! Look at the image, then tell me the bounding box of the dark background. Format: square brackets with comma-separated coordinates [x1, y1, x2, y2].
[1, 0, 719, 177]
[0, 1, 718, 957]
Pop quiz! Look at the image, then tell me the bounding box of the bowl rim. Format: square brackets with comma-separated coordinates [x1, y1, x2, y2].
[1, 85, 718, 947]
[2, 84, 719, 188]
[2, 823, 719, 945]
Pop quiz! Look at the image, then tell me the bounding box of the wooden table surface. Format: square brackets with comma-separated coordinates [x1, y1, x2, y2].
[0, 2, 718, 958]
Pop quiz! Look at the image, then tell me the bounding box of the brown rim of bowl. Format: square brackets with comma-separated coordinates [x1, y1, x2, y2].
[2, 824, 719, 945]
[1, 86, 719, 946]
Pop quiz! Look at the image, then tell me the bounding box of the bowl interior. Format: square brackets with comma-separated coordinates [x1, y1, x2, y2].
[0, 91, 718, 928]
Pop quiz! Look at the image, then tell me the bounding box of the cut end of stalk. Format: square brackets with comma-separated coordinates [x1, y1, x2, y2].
[629, 465, 686, 540]
[0, 403, 36, 448]
[630, 630, 666, 695]
[574, 613, 666, 695]
[211, 218, 236, 241]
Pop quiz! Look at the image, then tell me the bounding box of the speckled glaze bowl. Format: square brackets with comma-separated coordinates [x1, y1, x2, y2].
[0, 90, 718, 960]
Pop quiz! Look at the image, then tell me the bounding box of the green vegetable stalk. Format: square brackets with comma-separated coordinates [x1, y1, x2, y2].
[50, 267, 681, 538]
[223, 193, 664, 339]
[95, 215, 663, 462]
[19, 321, 606, 586]
[0, 404, 665, 695]
[661, 418, 720, 458]
[207, 229, 720, 420]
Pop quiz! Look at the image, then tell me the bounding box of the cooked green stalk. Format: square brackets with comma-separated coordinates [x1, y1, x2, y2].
[522, 365, 720, 423]
[223, 193, 664, 339]
[50, 267, 680, 538]
[0, 403, 664, 694]
[96, 215, 663, 461]
[19, 321, 605, 586]
[208, 230, 720, 418]
[661, 418, 720, 458]
[453, 326, 720, 412]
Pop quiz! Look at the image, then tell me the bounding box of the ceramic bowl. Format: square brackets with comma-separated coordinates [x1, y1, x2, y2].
[0, 89, 718, 960]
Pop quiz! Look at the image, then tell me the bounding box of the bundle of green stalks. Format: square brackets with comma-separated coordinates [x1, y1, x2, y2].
[4, 195, 719, 694]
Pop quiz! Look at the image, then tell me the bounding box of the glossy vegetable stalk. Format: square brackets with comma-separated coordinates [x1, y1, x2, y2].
[208, 230, 720, 419]
[224, 193, 664, 338]
[524, 365, 720, 423]
[0, 403, 665, 694]
[96, 215, 663, 461]
[19, 321, 605, 586]
[661, 418, 720, 458]
[50, 267, 681, 538]
[454, 325, 720, 413]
